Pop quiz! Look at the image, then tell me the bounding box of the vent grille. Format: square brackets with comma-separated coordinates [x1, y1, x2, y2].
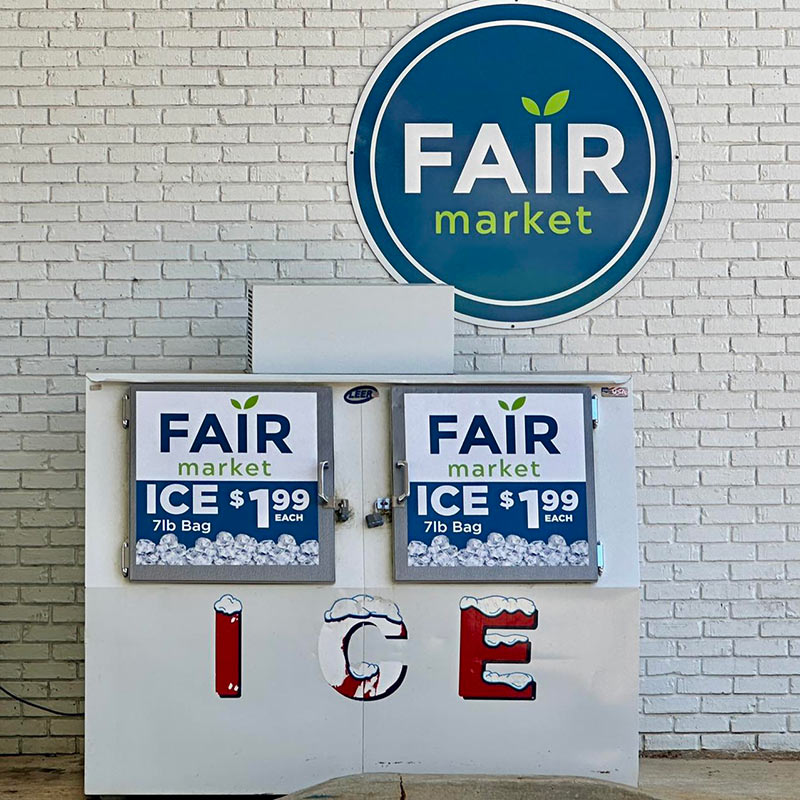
[246, 285, 254, 373]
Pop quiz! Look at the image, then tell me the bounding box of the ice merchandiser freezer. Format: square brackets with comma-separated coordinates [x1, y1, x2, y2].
[85, 371, 640, 796]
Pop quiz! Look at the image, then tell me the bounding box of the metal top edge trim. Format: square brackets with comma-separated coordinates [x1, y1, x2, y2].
[87, 373, 631, 386]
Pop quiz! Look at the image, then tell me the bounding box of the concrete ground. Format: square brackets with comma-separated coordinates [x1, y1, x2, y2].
[282, 773, 656, 799]
[639, 758, 800, 800]
[0, 755, 798, 799]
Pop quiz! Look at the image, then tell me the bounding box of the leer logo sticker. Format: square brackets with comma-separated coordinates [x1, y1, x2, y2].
[344, 385, 379, 405]
[348, 0, 678, 328]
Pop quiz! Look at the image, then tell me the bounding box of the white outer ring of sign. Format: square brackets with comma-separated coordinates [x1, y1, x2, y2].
[369, 20, 656, 308]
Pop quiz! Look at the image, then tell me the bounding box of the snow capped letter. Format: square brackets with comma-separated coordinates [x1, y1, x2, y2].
[318, 595, 408, 701]
[458, 595, 538, 700]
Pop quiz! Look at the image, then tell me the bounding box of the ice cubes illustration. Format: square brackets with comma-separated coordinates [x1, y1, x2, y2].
[135, 529, 319, 566]
[407, 533, 590, 568]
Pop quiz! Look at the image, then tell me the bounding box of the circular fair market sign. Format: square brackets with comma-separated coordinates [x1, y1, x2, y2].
[348, 0, 678, 328]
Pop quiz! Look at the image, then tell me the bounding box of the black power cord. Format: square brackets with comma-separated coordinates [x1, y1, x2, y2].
[0, 683, 83, 717]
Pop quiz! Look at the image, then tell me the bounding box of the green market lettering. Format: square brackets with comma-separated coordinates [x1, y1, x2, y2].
[434, 203, 592, 237]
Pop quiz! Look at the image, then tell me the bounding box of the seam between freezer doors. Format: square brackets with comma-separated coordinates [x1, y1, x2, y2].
[360, 400, 367, 774]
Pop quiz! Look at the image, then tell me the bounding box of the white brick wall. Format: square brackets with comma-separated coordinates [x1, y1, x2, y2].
[0, 0, 798, 755]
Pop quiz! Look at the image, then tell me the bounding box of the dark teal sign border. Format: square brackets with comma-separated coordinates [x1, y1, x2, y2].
[348, 0, 678, 328]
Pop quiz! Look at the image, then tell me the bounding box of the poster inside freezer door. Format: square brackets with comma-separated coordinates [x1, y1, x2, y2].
[393, 386, 597, 581]
[129, 385, 334, 582]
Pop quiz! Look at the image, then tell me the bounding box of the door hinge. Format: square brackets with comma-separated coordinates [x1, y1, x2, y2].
[591, 394, 599, 429]
[597, 540, 604, 576]
[121, 392, 130, 430]
[121, 541, 130, 578]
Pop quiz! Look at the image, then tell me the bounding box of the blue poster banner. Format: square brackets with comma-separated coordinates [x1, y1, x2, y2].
[407, 482, 588, 546]
[134, 480, 319, 566]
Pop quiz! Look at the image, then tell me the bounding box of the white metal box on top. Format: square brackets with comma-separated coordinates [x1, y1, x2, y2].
[247, 283, 455, 374]
[84, 371, 639, 796]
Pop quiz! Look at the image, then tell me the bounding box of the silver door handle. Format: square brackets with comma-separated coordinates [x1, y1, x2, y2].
[318, 460, 330, 505]
[396, 460, 410, 504]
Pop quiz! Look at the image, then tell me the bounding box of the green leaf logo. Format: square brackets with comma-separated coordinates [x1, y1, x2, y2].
[544, 90, 569, 116]
[231, 395, 258, 409]
[499, 397, 526, 411]
[521, 96, 540, 116]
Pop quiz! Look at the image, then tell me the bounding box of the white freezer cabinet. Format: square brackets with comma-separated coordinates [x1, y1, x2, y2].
[85, 373, 640, 796]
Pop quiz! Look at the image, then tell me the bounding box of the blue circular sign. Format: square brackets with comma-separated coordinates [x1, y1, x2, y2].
[348, 0, 678, 328]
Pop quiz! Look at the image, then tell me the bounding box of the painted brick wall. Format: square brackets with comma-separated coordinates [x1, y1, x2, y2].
[0, 0, 798, 755]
